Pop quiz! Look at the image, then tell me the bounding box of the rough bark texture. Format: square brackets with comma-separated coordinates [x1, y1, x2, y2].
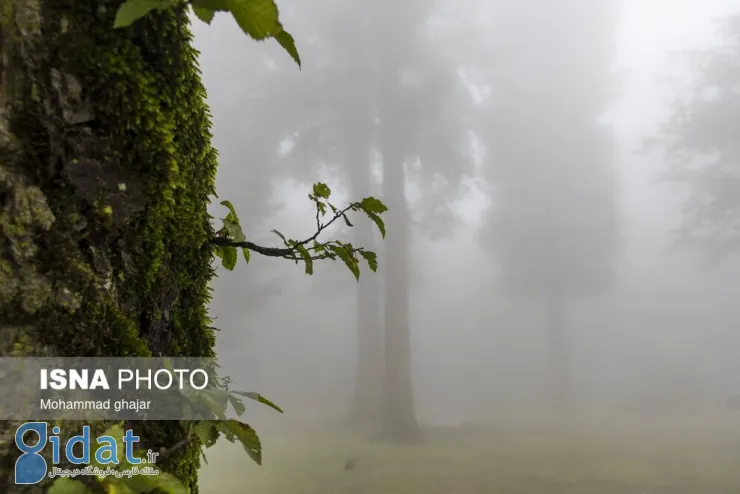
[0, 1, 218, 491]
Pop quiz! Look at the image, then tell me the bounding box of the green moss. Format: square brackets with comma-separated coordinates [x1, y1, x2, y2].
[1, 0, 220, 490]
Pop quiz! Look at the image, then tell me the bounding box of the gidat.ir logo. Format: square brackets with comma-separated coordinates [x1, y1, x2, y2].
[14, 422, 146, 484]
[15, 423, 49, 485]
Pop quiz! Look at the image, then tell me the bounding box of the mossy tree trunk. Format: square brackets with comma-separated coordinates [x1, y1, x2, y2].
[1, 1, 218, 491]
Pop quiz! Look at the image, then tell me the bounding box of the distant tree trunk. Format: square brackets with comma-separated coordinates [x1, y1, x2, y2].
[0, 2, 216, 491]
[344, 112, 382, 426]
[378, 105, 421, 442]
[546, 292, 570, 414]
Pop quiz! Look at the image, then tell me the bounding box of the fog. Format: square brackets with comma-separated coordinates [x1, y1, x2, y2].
[192, 1, 740, 491]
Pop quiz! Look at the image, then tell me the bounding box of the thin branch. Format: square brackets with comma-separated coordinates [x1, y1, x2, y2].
[212, 202, 357, 259]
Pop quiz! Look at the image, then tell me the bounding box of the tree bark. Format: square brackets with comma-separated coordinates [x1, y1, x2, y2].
[1, 2, 216, 491]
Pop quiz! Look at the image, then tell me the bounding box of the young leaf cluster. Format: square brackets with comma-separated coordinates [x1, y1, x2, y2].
[114, 0, 301, 67]
[213, 183, 388, 280]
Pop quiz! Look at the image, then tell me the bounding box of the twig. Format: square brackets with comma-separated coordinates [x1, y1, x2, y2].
[212, 203, 356, 259]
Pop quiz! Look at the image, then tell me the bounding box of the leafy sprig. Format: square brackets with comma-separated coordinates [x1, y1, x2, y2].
[212, 183, 388, 280]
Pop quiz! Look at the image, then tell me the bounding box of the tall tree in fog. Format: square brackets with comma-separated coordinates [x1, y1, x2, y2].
[651, 12, 740, 261]
[479, 0, 620, 410]
[234, 0, 475, 437]
[374, 0, 475, 440]
[220, 1, 385, 423]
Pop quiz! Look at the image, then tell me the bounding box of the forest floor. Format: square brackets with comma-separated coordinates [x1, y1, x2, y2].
[198, 416, 740, 494]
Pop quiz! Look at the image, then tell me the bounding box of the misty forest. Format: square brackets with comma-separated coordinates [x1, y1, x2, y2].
[1, 0, 740, 493]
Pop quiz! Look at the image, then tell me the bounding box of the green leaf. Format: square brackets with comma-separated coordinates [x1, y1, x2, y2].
[295, 244, 313, 275]
[220, 246, 238, 271]
[342, 214, 353, 228]
[358, 196, 388, 214]
[366, 211, 386, 238]
[328, 244, 360, 281]
[241, 247, 251, 264]
[192, 6, 216, 23]
[356, 197, 388, 238]
[360, 250, 378, 272]
[198, 389, 230, 419]
[220, 200, 240, 221]
[271, 229, 288, 245]
[275, 30, 301, 68]
[48, 478, 91, 494]
[114, 0, 160, 28]
[193, 422, 220, 448]
[231, 391, 284, 413]
[227, 0, 282, 40]
[312, 182, 331, 199]
[224, 218, 246, 242]
[228, 394, 246, 416]
[218, 420, 262, 465]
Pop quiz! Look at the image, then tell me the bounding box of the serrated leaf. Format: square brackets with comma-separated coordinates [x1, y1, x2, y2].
[220, 246, 238, 270]
[48, 478, 91, 494]
[365, 211, 386, 238]
[231, 391, 284, 413]
[359, 196, 388, 214]
[227, 0, 281, 40]
[312, 182, 331, 199]
[275, 30, 301, 68]
[328, 244, 360, 280]
[192, 6, 216, 23]
[113, 0, 160, 28]
[218, 420, 262, 465]
[295, 244, 313, 275]
[360, 250, 378, 272]
[193, 422, 220, 448]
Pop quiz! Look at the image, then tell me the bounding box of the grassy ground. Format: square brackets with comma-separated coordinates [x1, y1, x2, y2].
[198, 417, 740, 494]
